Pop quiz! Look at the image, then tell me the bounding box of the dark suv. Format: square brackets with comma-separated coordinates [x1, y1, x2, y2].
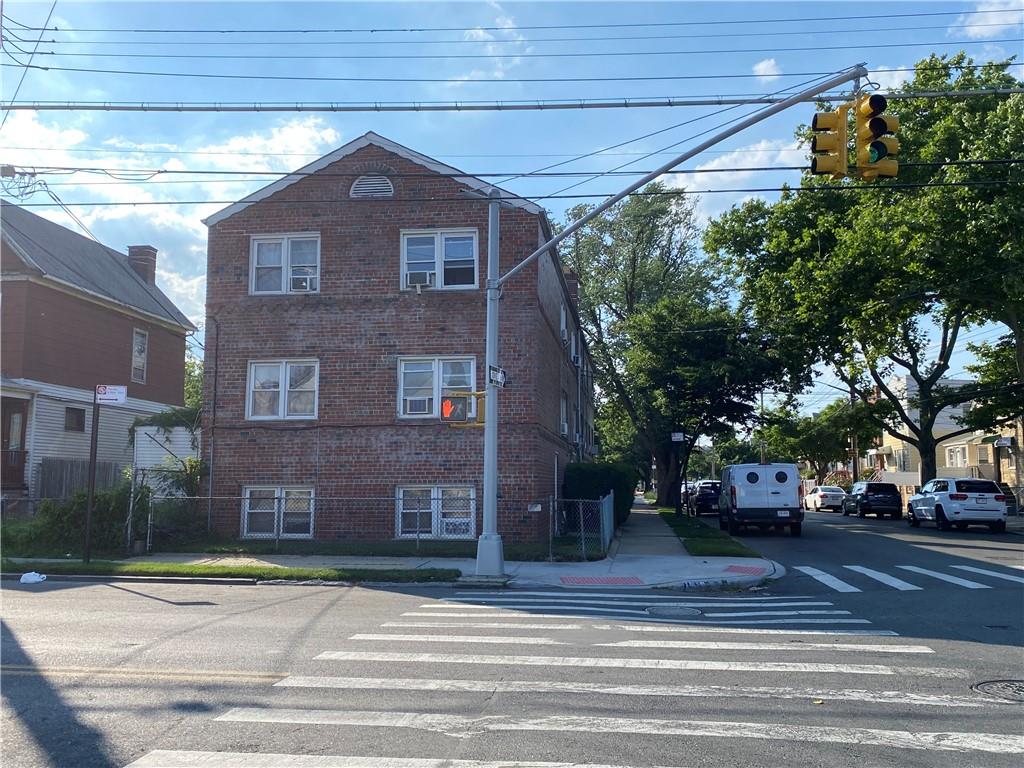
[689, 481, 722, 515]
[843, 482, 903, 519]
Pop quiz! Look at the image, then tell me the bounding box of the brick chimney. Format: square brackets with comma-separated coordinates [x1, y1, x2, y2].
[127, 245, 157, 284]
[562, 268, 580, 310]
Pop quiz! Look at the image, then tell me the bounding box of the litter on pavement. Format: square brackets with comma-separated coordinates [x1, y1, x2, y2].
[19, 571, 46, 584]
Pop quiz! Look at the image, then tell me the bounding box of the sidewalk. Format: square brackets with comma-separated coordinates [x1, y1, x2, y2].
[7, 498, 784, 591]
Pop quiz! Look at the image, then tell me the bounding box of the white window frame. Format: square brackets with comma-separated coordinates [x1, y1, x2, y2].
[131, 328, 148, 383]
[246, 360, 319, 420]
[249, 233, 321, 295]
[945, 445, 968, 468]
[395, 485, 476, 540]
[241, 486, 315, 539]
[400, 229, 479, 290]
[397, 356, 476, 419]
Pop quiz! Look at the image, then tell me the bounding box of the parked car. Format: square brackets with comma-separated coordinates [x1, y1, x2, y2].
[689, 480, 722, 515]
[842, 481, 903, 519]
[907, 478, 1008, 533]
[719, 463, 803, 536]
[803, 485, 847, 512]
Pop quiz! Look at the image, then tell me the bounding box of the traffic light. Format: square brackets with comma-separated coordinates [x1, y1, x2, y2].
[440, 395, 469, 422]
[810, 106, 848, 178]
[855, 94, 899, 180]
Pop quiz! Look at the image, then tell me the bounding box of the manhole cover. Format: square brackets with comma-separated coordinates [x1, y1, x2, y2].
[646, 605, 702, 618]
[972, 680, 1024, 703]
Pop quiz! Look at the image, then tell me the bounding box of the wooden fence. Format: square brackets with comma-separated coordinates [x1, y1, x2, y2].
[38, 457, 123, 499]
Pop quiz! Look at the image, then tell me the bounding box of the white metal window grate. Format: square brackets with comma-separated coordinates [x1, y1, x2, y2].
[350, 175, 394, 198]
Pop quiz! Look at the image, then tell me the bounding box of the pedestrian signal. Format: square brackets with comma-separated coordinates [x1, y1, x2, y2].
[440, 395, 469, 422]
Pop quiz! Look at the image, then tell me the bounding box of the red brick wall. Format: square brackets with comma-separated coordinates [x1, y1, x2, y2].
[203, 143, 587, 542]
[3, 280, 185, 405]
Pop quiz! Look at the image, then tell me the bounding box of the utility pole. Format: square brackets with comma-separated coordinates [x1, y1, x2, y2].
[475, 190, 504, 577]
[83, 389, 100, 564]
[850, 382, 860, 482]
[474, 64, 869, 578]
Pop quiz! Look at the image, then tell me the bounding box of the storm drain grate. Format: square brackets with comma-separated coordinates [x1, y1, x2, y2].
[646, 605, 703, 618]
[971, 680, 1024, 703]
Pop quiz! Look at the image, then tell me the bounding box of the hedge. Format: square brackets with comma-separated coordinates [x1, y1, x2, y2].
[562, 461, 637, 528]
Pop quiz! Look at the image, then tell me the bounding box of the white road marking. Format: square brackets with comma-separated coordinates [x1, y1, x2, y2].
[410, 605, 654, 615]
[401, 612, 876, 625]
[698, 610, 852, 617]
[601, 640, 933, 654]
[384, 622, 584, 630]
[126, 752, 685, 768]
[439, 599, 835, 609]
[950, 565, 1024, 584]
[215, 710, 1019, 753]
[896, 566, 992, 589]
[274, 675, 985, 707]
[314, 651, 963, 677]
[454, 591, 819, 601]
[416, 604, 496, 610]
[842, 566, 923, 591]
[349, 633, 565, 645]
[793, 566, 862, 592]
[603, 624, 898, 637]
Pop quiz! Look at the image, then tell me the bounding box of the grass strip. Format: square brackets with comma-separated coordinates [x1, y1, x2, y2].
[657, 510, 762, 558]
[1, 558, 461, 583]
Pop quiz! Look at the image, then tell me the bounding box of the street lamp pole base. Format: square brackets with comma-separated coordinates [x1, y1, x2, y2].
[475, 534, 505, 577]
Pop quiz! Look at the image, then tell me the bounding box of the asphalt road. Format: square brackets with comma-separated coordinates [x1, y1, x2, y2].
[2, 516, 1022, 768]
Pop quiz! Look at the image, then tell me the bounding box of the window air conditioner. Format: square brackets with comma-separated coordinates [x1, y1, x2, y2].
[407, 271, 435, 288]
[290, 276, 314, 292]
[560, 328, 569, 346]
[560, 421, 569, 437]
[572, 353, 581, 367]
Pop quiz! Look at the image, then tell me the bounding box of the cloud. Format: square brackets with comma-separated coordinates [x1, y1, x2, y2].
[870, 65, 913, 92]
[951, 1, 1024, 39]
[753, 58, 782, 82]
[446, 3, 529, 90]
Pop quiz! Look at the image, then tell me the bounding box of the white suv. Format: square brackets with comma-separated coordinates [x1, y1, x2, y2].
[907, 478, 1008, 533]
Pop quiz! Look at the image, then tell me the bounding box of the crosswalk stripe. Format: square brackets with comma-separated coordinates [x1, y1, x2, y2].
[126, 753, 689, 768]
[416, 604, 495, 610]
[314, 651, 964, 677]
[896, 566, 992, 589]
[698, 610, 851, 617]
[793, 566, 862, 592]
[412, 605, 653, 615]
[842, 566, 923, 591]
[601, 640, 933, 653]
[349, 634, 565, 645]
[383, 622, 585, 630]
[602, 624, 898, 637]
[400, 612, 874, 625]
[950, 565, 1024, 584]
[454, 591, 819, 600]
[274, 675, 979, 706]
[215, 709, 1016, 753]
[439, 599, 835, 609]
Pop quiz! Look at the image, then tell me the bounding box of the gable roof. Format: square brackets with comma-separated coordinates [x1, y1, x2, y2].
[203, 131, 546, 227]
[1, 200, 195, 331]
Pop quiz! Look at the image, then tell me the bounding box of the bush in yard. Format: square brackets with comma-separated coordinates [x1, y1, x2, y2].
[562, 462, 637, 528]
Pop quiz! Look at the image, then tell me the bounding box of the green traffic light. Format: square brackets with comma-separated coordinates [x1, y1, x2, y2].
[869, 140, 889, 163]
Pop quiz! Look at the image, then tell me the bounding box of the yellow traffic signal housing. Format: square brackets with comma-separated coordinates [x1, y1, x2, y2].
[855, 94, 900, 180]
[810, 106, 849, 178]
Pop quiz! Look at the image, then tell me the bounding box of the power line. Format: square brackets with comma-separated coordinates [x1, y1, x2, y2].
[0, 0, 58, 131]
[7, 58, 1023, 85]
[10, 7, 1021, 33]
[5, 180, 1019, 208]
[22, 37, 1023, 61]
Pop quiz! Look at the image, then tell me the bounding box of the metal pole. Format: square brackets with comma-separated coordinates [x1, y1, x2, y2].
[83, 388, 99, 563]
[497, 64, 869, 288]
[476, 190, 505, 576]
[850, 383, 860, 483]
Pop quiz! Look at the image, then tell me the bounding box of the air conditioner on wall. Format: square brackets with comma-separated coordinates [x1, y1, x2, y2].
[560, 421, 569, 437]
[560, 328, 569, 346]
[572, 353, 580, 367]
[407, 271, 435, 289]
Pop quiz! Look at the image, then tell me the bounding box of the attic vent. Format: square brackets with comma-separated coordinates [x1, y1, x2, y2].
[350, 174, 394, 198]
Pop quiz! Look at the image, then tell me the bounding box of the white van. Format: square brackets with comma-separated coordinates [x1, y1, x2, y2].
[719, 463, 804, 537]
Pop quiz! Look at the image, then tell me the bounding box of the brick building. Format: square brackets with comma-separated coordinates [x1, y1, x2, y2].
[202, 132, 595, 544]
[1, 200, 194, 504]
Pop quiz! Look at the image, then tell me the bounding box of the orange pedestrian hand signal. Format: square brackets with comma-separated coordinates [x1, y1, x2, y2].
[440, 395, 469, 422]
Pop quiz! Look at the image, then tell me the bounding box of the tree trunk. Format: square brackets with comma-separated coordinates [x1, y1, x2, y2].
[918, 433, 938, 484]
[813, 462, 825, 485]
[654, 443, 680, 508]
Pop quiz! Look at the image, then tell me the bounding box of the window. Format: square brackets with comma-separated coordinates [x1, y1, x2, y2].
[745, 472, 760, 484]
[398, 357, 475, 418]
[250, 234, 320, 294]
[978, 445, 990, 464]
[560, 392, 568, 435]
[933, 480, 948, 492]
[955, 479, 1000, 494]
[401, 229, 478, 289]
[131, 329, 148, 383]
[242, 487, 314, 538]
[396, 486, 476, 539]
[774, 470, 789, 483]
[247, 360, 318, 420]
[895, 447, 911, 472]
[64, 407, 86, 432]
[945, 445, 968, 468]
[559, 303, 568, 344]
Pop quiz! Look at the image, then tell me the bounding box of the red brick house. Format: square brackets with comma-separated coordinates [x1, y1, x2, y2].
[1, 200, 194, 503]
[202, 132, 595, 544]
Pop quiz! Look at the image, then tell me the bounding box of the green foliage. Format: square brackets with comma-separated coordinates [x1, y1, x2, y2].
[129, 404, 201, 448]
[961, 335, 1024, 428]
[2, 481, 149, 557]
[657, 511, 761, 558]
[184, 356, 203, 409]
[562, 461, 636, 527]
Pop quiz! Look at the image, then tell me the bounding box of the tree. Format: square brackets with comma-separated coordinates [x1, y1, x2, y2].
[704, 54, 1022, 482]
[960, 335, 1024, 430]
[184, 355, 203, 409]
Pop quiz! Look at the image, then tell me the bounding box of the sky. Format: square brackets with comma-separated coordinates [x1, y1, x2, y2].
[2, 0, 1021, 411]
